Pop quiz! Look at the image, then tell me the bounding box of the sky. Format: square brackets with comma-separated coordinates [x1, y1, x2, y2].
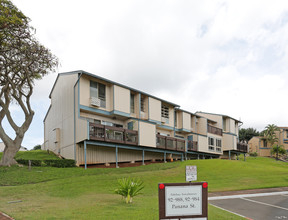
[4, 0, 288, 149]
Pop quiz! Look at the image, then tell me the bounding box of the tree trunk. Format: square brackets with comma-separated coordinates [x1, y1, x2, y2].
[0, 143, 20, 166]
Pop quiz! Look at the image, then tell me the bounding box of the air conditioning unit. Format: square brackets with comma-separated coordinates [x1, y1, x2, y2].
[90, 97, 101, 107]
[161, 117, 166, 123]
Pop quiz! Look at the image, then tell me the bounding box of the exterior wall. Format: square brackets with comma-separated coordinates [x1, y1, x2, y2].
[191, 116, 197, 133]
[176, 112, 182, 129]
[182, 112, 191, 131]
[229, 119, 236, 134]
[79, 76, 113, 111]
[223, 133, 236, 151]
[44, 74, 78, 159]
[148, 97, 161, 122]
[197, 112, 222, 128]
[113, 85, 130, 114]
[139, 121, 156, 147]
[197, 135, 209, 154]
[248, 137, 272, 157]
[77, 144, 164, 165]
[197, 117, 207, 136]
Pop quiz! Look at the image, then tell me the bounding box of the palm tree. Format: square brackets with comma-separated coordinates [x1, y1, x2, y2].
[264, 124, 280, 160]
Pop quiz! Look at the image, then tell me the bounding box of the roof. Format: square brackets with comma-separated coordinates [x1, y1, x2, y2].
[195, 111, 242, 123]
[278, 127, 288, 130]
[49, 70, 180, 107]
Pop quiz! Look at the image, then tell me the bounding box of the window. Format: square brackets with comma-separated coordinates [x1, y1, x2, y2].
[141, 96, 145, 112]
[161, 104, 169, 119]
[130, 94, 135, 113]
[208, 137, 215, 151]
[90, 81, 106, 108]
[263, 140, 267, 148]
[216, 139, 222, 152]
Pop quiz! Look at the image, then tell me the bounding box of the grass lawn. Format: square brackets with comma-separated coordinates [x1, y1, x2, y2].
[0, 152, 287, 219]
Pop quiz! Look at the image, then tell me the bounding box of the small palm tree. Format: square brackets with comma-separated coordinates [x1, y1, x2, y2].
[115, 177, 144, 204]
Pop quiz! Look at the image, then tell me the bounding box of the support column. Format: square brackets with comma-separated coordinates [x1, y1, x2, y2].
[84, 141, 87, 170]
[203, 155, 205, 159]
[210, 156, 212, 159]
[142, 150, 145, 165]
[181, 153, 184, 161]
[229, 150, 231, 160]
[244, 153, 246, 161]
[116, 146, 119, 168]
[197, 154, 199, 160]
[164, 152, 167, 163]
[237, 154, 239, 160]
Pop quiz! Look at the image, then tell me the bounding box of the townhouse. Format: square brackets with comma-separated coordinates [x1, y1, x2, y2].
[43, 70, 247, 167]
[248, 127, 288, 156]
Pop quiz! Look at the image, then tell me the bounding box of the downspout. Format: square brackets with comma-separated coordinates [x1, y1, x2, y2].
[73, 72, 83, 163]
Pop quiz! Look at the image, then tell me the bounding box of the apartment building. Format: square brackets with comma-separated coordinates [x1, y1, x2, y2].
[43, 70, 247, 167]
[248, 127, 288, 156]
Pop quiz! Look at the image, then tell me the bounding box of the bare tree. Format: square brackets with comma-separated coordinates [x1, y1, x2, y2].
[0, 0, 58, 166]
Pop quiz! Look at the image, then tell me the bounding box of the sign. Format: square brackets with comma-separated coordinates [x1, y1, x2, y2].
[158, 182, 208, 220]
[186, 165, 197, 182]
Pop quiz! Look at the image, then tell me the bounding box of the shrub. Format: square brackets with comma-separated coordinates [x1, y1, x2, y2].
[249, 152, 258, 157]
[115, 177, 144, 204]
[16, 159, 76, 168]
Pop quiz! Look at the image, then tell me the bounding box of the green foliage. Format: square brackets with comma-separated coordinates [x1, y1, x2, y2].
[16, 159, 76, 168]
[239, 127, 260, 142]
[271, 145, 286, 156]
[249, 152, 258, 157]
[14, 150, 61, 160]
[32, 145, 41, 150]
[115, 177, 144, 203]
[264, 124, 280, 146]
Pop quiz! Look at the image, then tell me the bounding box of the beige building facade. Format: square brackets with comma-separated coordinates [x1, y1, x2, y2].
[43, 71, 247, 167]
[248, 127, 288, 157]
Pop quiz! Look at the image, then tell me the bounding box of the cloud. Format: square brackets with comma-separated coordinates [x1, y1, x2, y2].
[7, 0, 288, 148]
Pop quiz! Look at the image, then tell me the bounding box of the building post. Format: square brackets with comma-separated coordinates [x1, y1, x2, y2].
[164, 151, 166, 163]
[244, 153, 246, 161]
[142, 150, 145, 165]
[84, 141, 87, 169]
[197, 154, 199, 160]
[229, 150, 231, 160]
[116, 146, 119, 168]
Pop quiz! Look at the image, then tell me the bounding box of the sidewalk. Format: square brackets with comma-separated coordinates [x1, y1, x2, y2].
[209, 186, 288, 197]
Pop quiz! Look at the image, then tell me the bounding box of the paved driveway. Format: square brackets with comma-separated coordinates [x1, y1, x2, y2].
[209, 191, 288, 220]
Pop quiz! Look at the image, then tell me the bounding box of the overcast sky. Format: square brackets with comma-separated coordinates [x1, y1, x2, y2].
[5, 0, 288, 149]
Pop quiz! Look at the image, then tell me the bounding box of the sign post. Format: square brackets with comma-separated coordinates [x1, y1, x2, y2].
[186, 165, 197, 182]
[158, 182, 208, 220]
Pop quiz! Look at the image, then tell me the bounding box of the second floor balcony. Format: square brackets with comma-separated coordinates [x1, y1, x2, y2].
[156, 135, 185, 152]
[89, 123, 138, 145]
[207, 124, 223, 136]
[237, 142, 248, 152]
[187, 140, 198, 152]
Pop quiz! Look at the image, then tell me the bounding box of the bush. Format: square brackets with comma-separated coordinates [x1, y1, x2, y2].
[249, 152, 258, 157]
[115, 177, 144, 204]
[16, 159, 76, 168]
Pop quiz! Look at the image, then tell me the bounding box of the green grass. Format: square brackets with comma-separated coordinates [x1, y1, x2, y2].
[0, 150, 60, 161]
[0, 154, 287, 219]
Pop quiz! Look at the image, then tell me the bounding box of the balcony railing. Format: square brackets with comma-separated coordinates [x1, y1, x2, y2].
[89, 123, 138, 145]
[207, 124, 223, 136]
[237, 142, 248, 152]
[156, 135, 185, 152]
[187, 140, 198, 151]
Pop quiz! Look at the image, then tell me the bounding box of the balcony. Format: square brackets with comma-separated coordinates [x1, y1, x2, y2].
[207, 124, 222, 136]
[187, 141, 198, 151]
[237, 142, 248, 152]
[156, 135, 185, 152]
[89, 123, 138, 145]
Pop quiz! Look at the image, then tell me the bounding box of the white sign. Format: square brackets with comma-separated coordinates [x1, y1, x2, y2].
[186, 165, 197, 182]
[165, 185, 202, 217]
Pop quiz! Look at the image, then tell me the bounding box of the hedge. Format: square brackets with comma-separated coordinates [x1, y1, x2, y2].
[16, 159, 76, 168]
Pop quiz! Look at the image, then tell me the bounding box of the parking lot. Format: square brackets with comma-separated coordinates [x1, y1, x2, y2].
[209, 191, 288, 220]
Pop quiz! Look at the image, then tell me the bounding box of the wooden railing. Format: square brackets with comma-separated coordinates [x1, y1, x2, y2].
[156, 135, 185, 152]
[187, 141, 198, 151]
[207, 124, 223, 136]
[89, 123, 138, 145]
[237, 142, 248, 152]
